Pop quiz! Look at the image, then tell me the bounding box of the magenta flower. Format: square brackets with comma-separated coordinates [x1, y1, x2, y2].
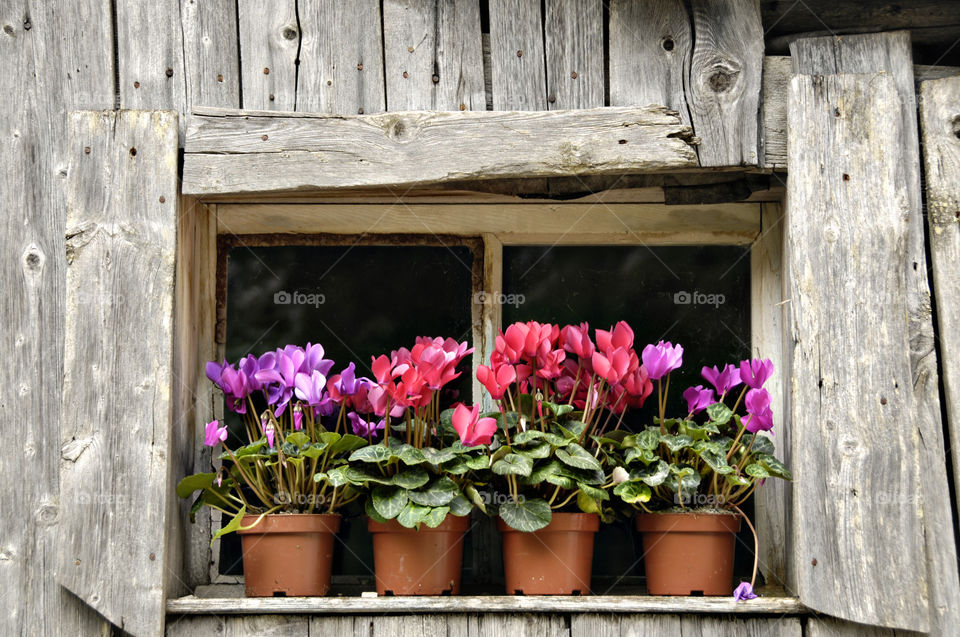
[347, 412, 385, 438]
[733, 581, 758, 601]
[701, 364, 742, 395]
[739, 358, 773, 389]
[744, 388, 774, 433]
[203, 420, 227, 447]
[683, 385, 715, 414]
[292, 403, 303, 430]
[218, 365, 250, 414]
[641, 341, 684, 380]
[264, 422, 275, 449]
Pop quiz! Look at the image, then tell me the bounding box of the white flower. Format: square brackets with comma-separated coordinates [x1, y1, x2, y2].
[611, 466, 630, 484]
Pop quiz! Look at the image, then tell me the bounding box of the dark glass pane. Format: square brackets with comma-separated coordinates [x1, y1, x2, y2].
[219, 244, 475, 575]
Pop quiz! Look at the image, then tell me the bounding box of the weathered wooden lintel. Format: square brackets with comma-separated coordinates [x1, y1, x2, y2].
[182, 105, 699, 195]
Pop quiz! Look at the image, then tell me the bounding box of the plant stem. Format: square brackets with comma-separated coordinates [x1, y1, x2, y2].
[732, 503, 759, 588]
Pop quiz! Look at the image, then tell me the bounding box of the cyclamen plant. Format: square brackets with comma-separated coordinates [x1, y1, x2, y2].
[177, 343, 371, 540]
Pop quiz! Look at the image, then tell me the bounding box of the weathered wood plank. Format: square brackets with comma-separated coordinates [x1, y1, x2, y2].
[166, 615, 310, 636]
[762, 1, 960, 41]
[488, 0, 546, 110]
[237, 0, 298, 111]
[183, 106, 697, 194]
[759, 56, 790, 170]
[383, 0, 484, 111]
[688, 0, 764, 167]
[787, 73, 927, 632]
[919, 75, 960, 637]
[213, 202, 760, 245]
[681, 615, 802, 637]
[166, 594, 804, 615]
[181, 0, 241, 109]
[804, 617, 896, 637]
[608, 0, 692, 127]
[59, 110, 180, 637]
[544, 0, 604, 110]
[116, 0, 186, 115]
[793, 31, 958, 635]
[296, 0, 385, 114]
[570, 614, 682, 637]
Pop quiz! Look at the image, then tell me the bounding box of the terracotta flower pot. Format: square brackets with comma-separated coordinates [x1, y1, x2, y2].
[238, 513, 340, 597]
[367, 515, 469, 595]
[498, 512, 599, 595]
[635, 511, 741, 595]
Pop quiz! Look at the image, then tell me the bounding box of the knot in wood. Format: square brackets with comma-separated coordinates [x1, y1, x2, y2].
[703, 59, 740, 94]
[661, 37, 674, 52]
[3, 25, 14, 36]
[165, 67, 173, 78]
[35, 503, 58, 527]
[22, 245, 43, 272]
[282, 26, 298, 40]
[951, 115, 960, 140]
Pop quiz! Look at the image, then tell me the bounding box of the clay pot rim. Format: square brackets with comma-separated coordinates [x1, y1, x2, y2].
[238, 512, 341, 535]
[497, 511, 600, 533]
[367, 514, 470, 533]
[635, 510, 741, 533]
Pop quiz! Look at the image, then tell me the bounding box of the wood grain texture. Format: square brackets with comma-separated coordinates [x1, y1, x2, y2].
[238, 0, 299, 111]
[297, 0, 385, 114]
[608, 0, 692, 127]
[804, 617, 897, 637]
[166, 615, 310, 636]
[488, 0, 546, 110]
[59, 110, 180, 637]
[181, 0, 241, 109]
[383, 0, 484, 111]
[759, 56, 791, 170]
[762, 0, 960, 39]
[183, 106, 697, 194]
[688, 0, 764, 167]
[787, 73, 927, 632]
[0, 1, 114, 635]
[544, 0, 604, 109]
[793, 31, 957, 635]
[918, 75, 960, 637]
[116, 0, 187, 115]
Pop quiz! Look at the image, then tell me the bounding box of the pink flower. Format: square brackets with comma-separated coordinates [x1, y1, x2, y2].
[683, 385, 715, 414]
[744, 388, 774, 433]
[203, 420, 227, 447]
[596, 321, 634, 354]
[592, 347, 633, 384]
[701, 363, 742, 395]
[451, 404, 497, 447]
[739, 358, 773, 389]
[560, 322, 595, 359]
[641, 341, 684, 380]
[477, 364, 517, 400]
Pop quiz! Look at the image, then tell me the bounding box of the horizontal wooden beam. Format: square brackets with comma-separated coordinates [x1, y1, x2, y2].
[167, 594, 805, 615]
[182, 106, 698, 195]
[214, 202, 761, 245]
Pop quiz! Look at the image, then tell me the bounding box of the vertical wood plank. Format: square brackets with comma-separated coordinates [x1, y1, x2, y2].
[116, 0, 187, 114]
[181, 0, 241, 109]
[570, 614, 682, 637]
[238, 0, 298, 111]
[478, 233, 503, 411]
[793, 31, 959, 635]
[919, 75, 960, 637]
[680, 616, 802, 637]
[544, 0, 604, 110]
[688, 0, 763, 166]
[751, 202, 789, 588]
[383, 0, 484, 111]
[608, 0, 692, 127]
[478, 614, 568, 636]
[488, 0, 546, 111]
[759, 56, 791, 170]
[167, 615, 311, 636]
[59, 110, 180, 637]
[804, 617, 895, 637]
[297, 0, 385, 114]
[786, 73, 927, 632]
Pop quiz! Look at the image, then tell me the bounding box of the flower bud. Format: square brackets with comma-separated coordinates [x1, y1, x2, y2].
[612, 466, 629, 484]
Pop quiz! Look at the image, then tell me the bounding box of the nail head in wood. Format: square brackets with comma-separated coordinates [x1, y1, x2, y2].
[263, 67, 270, 75]
[517, 50, 523, 57]
[165, 67, 173, 78]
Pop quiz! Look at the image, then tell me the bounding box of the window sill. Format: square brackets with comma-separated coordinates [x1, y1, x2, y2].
[167, 592, 804, 616]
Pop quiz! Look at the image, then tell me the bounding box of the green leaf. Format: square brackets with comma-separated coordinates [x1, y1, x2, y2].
[177, 473, 216, 499]
[325, 466, 349, 487]
[285, 432, 310, 447]
[577, 483, 609, 501]
[521, 460, 562, 485]
[625, 447, 658, 465]
[613, 480, 652, 504]
[366, 497, 388, 523]
[636, 428, 660, 450]
[512, 430, 545, 445]
[234, 440, 268, 457]
[543, 402, 574, 418]
[545, 473, 576, 489]
[745, 463, 770, 479]
[745, 434, 776, 456]
[632, 460, 670, 486]
[577, 490, 601, 514]
[448, 494, 472, 516]
[211, 505, 247, 544]
[756, 454, 792, 480]
[391, 467, 431, 489]
[372, 485, 408, 520]
[660, 434, 694, 452]
[300, 443, 327, 459]
[349, 445, 393, 464]
[441, 456, 470, 475]
[465, 454, 491, 470]
[492, 453, 534, 477]
[726, 473, 751, 487]
[465, 484, 487, 514]
[681, 421, 712, 441]
[698, 446, 733, 475]
[396, 444, 427, 466]
[665, 467, 701, 494]
[344, 466, 394, 486]
[706, 402, 733, 425]
[440, 407, 455, 432]
[542, 432, 570, 446]
[498, 498, 552, 532]
[594, 430, 630, 446]
[556, 443, 602, 471]
[420, 447, 457, 465]
[556, 420, 587, 440]
[422, 506, 451, 528]
[396, 501, 431, 528]
[408, 477, 460, 507]
[327, 434, 368, 456]
[516, 442, 551, 459]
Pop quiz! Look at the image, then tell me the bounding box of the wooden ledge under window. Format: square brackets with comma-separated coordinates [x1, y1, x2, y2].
[166, 594, 804, 616]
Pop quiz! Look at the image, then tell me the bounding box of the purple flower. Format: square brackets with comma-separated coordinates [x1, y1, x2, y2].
[292, 403, 303, 430]
[739, 358, 773, 389]
[301, 342, 336, 377]
[683, 385, 715, 414]
[218, 365, 250, 414]
[701, 363, 742, 395]
[204, 420, 227, 447]
[347, 412, 385, 438]
[744, 388, 774, 433]
[205, 360, 227, 385]
[240, 354, 262, 391]
[733, 581, 757, 601]
[641, 341, 684, 380]
[333, 362, 360, 396]
[254, 351, 299, 414]
[261, 413, 276, 449]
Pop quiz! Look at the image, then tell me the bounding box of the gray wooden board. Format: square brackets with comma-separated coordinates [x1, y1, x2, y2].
[786, 73, 927, 632]
[237, 0, 299, 111]
[383, 0, 484, 111]
[0, 1, 115, 635]
[761, 1, 960, 39]
[793, 31, 957, 635]
[688, 0, 764, 167]
[804, 617, 898, 637]
[182, 106, 697, 195]
[181, 0, 241, 109]
[571, 614, 802, 637]
[544, 0, 604, 110]
[58, 110, 180, 637]
[608, 0, 692, 127]
[488, 0, 546, 111]
[918, 75, 960, 637]
[166, 615, 310, 636]
[296, 0, 385, 114]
